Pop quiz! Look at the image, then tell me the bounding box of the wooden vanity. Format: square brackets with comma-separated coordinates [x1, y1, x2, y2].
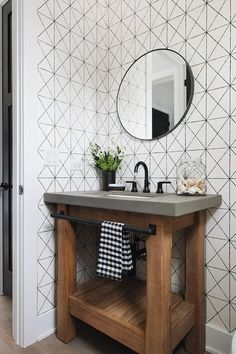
[44, 191, 221, 354]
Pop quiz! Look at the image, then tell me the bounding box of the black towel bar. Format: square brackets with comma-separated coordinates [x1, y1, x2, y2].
[51, 212, 157, 236]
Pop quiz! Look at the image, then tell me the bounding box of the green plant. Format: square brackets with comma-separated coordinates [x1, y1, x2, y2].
[90, 143, 124, 172]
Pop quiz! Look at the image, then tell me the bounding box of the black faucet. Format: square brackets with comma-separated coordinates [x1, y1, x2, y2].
[134, 161, 150, 193]
[156, 181, 171, 193]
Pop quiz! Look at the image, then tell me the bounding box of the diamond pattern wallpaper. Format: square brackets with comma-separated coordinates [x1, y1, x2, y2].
[37, 0, 108, 315]
[36, 0, 236, 335]
[107, 0, 236, 333]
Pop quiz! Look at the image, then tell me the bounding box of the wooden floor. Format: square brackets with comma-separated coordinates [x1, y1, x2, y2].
[0, 295, 210, 354]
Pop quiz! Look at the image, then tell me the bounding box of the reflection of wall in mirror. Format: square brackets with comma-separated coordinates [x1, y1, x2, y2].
[118, 56, 147, 139]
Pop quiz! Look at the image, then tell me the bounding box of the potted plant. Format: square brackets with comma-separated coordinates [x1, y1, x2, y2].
[90, 143, 124, 191]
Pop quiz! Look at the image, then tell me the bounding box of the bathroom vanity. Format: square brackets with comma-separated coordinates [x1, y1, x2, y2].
[44, 191, 221, 354]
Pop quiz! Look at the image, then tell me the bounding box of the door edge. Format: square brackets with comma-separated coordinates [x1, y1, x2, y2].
[11, 0, 24, 347]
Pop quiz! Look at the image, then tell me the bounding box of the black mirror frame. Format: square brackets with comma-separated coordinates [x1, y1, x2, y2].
[116, 48, 195, 141]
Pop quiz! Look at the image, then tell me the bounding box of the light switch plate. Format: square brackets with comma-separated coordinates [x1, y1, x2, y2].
[44, 148, 60, 167]
[70, 159, 83, 171]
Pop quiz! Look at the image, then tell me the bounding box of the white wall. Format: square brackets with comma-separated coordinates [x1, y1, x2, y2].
[36, 0, 108, 318]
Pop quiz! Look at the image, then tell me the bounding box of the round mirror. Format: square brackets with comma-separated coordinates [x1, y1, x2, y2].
[117, 49, 194, 140]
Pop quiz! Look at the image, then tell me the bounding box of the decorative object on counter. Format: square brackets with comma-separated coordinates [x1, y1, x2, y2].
[176, 158, 206, 196]
[102, 171, 116, 191]
[90, 143, 124, 191]
[108, 184, 126, 191]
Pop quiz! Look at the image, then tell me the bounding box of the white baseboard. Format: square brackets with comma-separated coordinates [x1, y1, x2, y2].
[206, 323, 233, 354]
[35, 311, 234, 354]
[37, 309, 56, 342]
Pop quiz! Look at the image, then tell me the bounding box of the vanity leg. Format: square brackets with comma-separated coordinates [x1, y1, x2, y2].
[145, 218, 172, 354]
[56, 204, 77, 343]
[185, 211, 206, 354]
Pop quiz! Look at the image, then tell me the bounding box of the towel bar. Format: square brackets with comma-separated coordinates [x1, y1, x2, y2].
[51, 211, 157, 236]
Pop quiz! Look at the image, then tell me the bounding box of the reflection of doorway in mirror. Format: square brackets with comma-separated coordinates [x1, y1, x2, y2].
[150, 51, 186, 136]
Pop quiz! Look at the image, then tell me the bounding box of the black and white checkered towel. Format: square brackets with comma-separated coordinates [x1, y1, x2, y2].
[97, 221, 133, 281]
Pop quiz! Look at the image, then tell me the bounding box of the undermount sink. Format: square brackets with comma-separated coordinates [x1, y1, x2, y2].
[107, 193, 157, 199]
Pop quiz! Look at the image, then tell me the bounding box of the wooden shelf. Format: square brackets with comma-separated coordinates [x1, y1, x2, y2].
[69, 277, 195, 353]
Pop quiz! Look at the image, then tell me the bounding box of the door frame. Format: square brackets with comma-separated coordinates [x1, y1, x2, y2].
[0, 0, 24, 347]
[0, 0, 6, 297]
[12, 0, 24, 347]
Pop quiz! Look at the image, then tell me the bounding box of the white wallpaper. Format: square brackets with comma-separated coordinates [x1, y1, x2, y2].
[37, 0, 107, 315]
[107, 0, 236, 333]
[36, 0, 236, 336]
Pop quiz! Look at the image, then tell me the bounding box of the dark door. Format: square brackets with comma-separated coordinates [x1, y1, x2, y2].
[152, 108, 170, 138]
[2, 0, 12, 297]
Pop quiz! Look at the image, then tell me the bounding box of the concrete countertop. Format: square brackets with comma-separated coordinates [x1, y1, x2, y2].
[44, 191, 222, 217]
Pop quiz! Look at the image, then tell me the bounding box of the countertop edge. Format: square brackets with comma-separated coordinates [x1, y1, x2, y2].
[44, 192, 222, 217]
[173, 194, 222, 217]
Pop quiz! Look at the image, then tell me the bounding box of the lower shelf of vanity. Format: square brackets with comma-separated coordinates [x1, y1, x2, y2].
[68, 277, 195, 354]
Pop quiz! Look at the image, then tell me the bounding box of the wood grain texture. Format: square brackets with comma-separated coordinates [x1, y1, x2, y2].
[55, 205, 205, 353]
[68, 206, 195, 233]
[172, 213, 195, 232]
[146, 217, 173, 354]
[69, 278, 145, 353]
[68, 277, 195, 354]
[56, 204, 77, 343]
[0, 296, 210, 354]
[185, 211, 206, 354]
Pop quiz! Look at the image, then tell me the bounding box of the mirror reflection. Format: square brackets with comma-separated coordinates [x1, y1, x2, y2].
[117, 49, 194, 140]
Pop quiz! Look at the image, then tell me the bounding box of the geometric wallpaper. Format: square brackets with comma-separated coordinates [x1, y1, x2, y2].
[108, 0, 236, 333]
[36, 0, 108, 315]
[36, 0, 236, 335]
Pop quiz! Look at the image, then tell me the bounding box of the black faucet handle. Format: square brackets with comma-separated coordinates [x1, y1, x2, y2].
[156, 181, 171, 194]
[143, 180, 150, 193]
[126, 181, 138, 193]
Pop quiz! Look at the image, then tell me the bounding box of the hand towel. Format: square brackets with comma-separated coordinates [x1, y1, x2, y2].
[97, 221, 133, 281]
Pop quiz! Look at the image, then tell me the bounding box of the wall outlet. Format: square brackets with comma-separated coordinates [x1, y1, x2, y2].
[70, 159, 83, 171]
[44, 148, 60, 167]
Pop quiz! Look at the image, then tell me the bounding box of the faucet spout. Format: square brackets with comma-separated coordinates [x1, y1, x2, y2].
[134, 161, 150, 193]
